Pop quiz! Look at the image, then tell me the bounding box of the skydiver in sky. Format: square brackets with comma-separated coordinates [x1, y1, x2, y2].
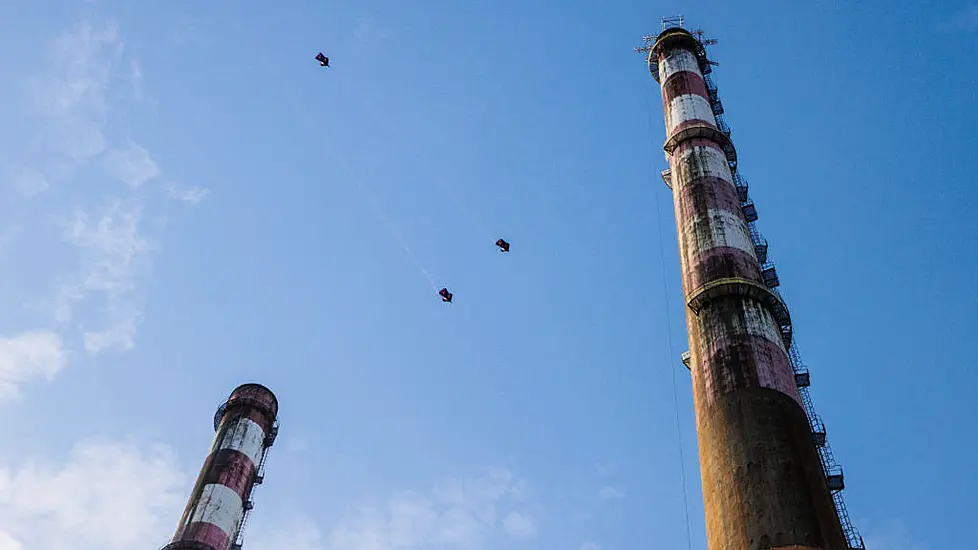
[316, 52, 329, 67]
[439, 288, 453, 303]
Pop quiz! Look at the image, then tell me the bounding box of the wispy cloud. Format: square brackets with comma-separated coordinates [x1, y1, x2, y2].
[25, 19, 153, 357]
[103, 143, 160, 189]
[58, 198, 152, 354]
[166, 182, 209, 205]
[29, 20, 121, 161]
[0, 15, 208, 395]
[0, 331, 66, 401]
[0, 441, 186, 550]
[253, 468, 536, 550]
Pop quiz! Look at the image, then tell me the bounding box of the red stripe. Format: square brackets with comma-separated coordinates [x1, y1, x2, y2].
[672, 118, 718, 135]
[673, 174, 762, 288]
[693, 314, 801, 406]
[176, 521, 231, 550]
[228, 386, 278, 416]
[219, 410, 274, 434]
[682, 246, 764, 291]
[202, 448, 257, 500]
[217, 385, 278, 434]
[662, 70, 709, 104]
[675, 176, 741, 218]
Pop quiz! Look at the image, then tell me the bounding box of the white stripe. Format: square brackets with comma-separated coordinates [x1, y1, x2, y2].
[695, 299, 787, 362]
[683, 208, 756, 259]
[738, 298, 788, 349]
[671, 146, 733, 189]
[190, 483, 243, 537]
[674, 197, 689, 270]
[215, 417, 265, 466]
[667, 94, 716, 133]
[659, 49, 701, 81]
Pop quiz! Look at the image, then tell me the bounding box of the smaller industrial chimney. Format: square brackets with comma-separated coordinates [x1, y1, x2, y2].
[164, 383, 279, 550]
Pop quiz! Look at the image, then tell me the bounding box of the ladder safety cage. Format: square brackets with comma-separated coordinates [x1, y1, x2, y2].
[741, 200, 759, 223]
[761, 263, 780, 289]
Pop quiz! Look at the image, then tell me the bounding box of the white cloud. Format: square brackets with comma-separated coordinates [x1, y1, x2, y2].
[0, 531, 21, 550]
[0, 331, 66, 400]
[59, 198, 151, 354]
[30, 20, 122, 161]
[104, 143, 160, 189]
[21, 18, 203, 359]
[0, 16, 204, 395]
[254, 468, 535, 550]
[67, 200, 149, 287]
[165, 182, 209, 205]
[501, 511, 536, 539]
[0, 441, 186, 550]
[82, 300, 143, 354]
[597, 486, 625, 500]
[15, 18, 161, 362]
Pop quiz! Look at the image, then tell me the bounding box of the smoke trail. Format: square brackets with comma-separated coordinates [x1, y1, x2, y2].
[334, 77, 497, 241]
[324, 136, 440, 292]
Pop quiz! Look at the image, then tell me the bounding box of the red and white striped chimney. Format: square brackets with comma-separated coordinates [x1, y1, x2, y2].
[164, 383, 279, 550]
[648, 24, 848, 549]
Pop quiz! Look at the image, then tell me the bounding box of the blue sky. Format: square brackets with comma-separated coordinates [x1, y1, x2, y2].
[0, 0, 975, 549]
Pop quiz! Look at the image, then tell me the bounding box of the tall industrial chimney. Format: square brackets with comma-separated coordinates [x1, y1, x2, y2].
[638, 17, 862, 550]
[164, 383, 279, 550]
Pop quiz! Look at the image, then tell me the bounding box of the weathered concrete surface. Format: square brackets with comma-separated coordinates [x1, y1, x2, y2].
[690, 354, 848, 549]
